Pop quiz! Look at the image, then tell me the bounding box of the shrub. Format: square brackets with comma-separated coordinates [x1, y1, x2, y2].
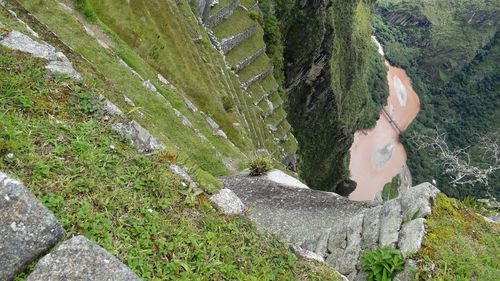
[248, 156, 273, 176]
[248, 10, 260, 22]
[361, 247, 405, 281]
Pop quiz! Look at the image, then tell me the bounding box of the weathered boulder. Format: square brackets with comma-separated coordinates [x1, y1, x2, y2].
[0, 172, 64, 281]
[27, 236, 140, 281]
[209, 188, 245, 215]
[400, 182, 440, 222]
[398, 218, 426, 257]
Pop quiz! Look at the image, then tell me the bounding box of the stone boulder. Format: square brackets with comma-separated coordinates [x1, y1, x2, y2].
[112, 120, 165, 153]
[209, 188, 245, 215]
[400, 182, 440, 222]
[0, 172, 64, 281]
[398, 218, 426, 257]
[27, 236, 140, 281]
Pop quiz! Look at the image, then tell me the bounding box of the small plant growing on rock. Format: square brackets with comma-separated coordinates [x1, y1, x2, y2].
[248, 156, 273, 176]
[361, 247, 405, 281]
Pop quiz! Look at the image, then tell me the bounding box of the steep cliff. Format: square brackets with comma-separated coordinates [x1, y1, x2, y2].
[266, 0, 387, 194]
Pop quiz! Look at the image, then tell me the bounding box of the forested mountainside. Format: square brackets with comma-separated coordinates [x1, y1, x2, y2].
[261, 0, 389, 195]
[374, 0, 500, 199]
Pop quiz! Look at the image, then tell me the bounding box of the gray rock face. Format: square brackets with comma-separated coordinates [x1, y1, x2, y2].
[222, 173, 374, 258]
[0, 172, 64, 281]
[1, 30, 57, 60]
[398, 218, 426, 257]
[361, 205, 382, 250]
[210, 188, 245, 215]
[112, 120, 165, 153]
[379, 199, 403, 247]
[27, 236, 140, 281]
[400, 182, 440, 222]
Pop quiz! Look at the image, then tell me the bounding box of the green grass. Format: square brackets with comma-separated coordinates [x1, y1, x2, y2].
[0, 47, 338, 281]
[212, 7, 256, 39]
[415, 194, 500, 280]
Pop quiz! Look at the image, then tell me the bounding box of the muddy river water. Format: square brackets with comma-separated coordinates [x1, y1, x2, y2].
[349, 37, 420, 201]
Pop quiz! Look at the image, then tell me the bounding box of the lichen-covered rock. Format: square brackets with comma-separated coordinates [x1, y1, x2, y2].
[379, 199, 402, 247]
[209, 188, 245, 215]
[398, 218, 426, 257]
[27, 236, 140, 281]
[400, 182, 440, 222]
[0, 172, 64, 281]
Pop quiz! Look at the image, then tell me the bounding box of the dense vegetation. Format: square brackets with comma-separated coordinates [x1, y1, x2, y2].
[375, 0, 500, 199]
[0, 46, 339, 281]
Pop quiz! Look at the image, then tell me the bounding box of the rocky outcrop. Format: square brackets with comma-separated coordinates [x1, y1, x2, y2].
[27, 236, 140, 281]
[112, 120, 166, 153]
[222, 172, 441, 279]
[380, 9, 432, 28]
[0, 172, 65, 281]
[0, 30, 80, 79]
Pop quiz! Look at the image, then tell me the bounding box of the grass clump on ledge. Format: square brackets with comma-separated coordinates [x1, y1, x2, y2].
[248, 156, 273, 176]
[360, 247, 405, 281]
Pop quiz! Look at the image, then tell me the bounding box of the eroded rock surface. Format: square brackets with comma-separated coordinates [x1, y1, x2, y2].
[0, 172, 64, 281]
[27, 236, 140, 281]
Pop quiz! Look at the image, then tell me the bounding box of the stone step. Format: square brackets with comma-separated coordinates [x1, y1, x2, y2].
[241, 65, 273, 89]
[234, 46, 266, 72]
[0, 172, 65, 281]
[219, 24, 257, 54]
[221, 173, 441, 279]
[204, 0, 239, 29]
[26, 236, 140, 281]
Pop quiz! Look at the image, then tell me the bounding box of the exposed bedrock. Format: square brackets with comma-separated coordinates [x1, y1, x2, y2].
[220, 172, 440, 279]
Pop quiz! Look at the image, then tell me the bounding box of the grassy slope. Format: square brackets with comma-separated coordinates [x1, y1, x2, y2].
[0, 44, 338, 281]
[415, 194, 500, 280]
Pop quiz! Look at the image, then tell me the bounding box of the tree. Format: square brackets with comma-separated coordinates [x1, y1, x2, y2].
[410, 128, 499, 197]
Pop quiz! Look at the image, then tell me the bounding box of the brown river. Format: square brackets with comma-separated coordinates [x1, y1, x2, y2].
[349, 37, 420, 201]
